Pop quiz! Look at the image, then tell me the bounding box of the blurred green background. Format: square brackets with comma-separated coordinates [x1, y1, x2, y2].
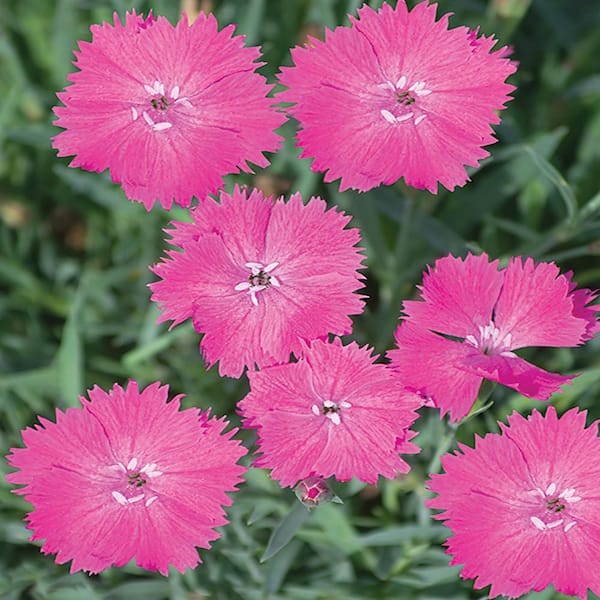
[1, 0, 600, 598]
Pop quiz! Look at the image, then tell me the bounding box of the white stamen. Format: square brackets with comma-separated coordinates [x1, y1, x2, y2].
[131, 107, 139, 121]
[175, 98, 193, 108]
[530, 516, 546, 530]
[565, 496, 582, 503]
[153, 122, 173, 131]
[415, 88, 432, 97]
[245, 262, 263, 271]
[250, 293, 259, 307]
[140, 463, 157, 474]
[155, 81, 165, 95]
[234, 282, 251, 291]
[396, 75, 407, 89]
[545, 482, 557, 496]
[264, 262, 279, 272]
[170, 85, 180, 99]
[143, 111, 154, 126]
[535, 487, 545, 498]
[145, 495, 158, 507]
[146, 470, 163, 478]
[127, 457, 138, 471]
[465, 335, 478, 347]
[564, 522, 576, 533]
[112, 491, 128, 506]
[546, 519, 564, 529]
[323, 400, 336, 408]
[330, 412, 341, 425]
[270, 275, 281, 287]
[559, 488, 575, 498]
[109, 462, 126, 472]
[144, 84, 156, 95]
[128, 494, 145, 504]
[312, 405, 320, 416]
[414, 115, 427, 126]
[395, 112, 414, 123]
[340, 401, 352, 408]
[381, 109, 396, 123]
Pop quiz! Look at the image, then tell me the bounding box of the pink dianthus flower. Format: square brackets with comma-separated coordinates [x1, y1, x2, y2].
[428, 407, 600, 599]
[52, 11, 284, 210]
[238, 338, 421, 487]
[388, 253, 599, 422]
[5, 381, 246, 575]
[149, 186, 365, 378]
[278, 1, 516, 193]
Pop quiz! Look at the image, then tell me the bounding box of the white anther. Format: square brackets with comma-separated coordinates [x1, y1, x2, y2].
[250, 293, 259, 307]
[142, 111, 154, 126]
[340, 401, 352, 408]
[564, 522, 576, 533]
[381, 109, 396, 123]
[109, 462, 126, 472]
[415, 88, 432, 96]
[545, 482, 557, 496]
[546, 519, 564, 529]
[146, 470, 163, 478]
[152, 122, 173, 132]
[112, 491, 128, 506]
[414, 115, 427, 126]
[565, 496, 582, 503]
[234, 282, 251, 291]
[323, 400, 336, 408]
[128, 494, 145, 504]
[144, 84, 157, 95]
[145, 495, 158, 507]
[131, 107, 139, 121]
[530, 516, 546, 530]
[175, 98, 193, 108]
[396, 75, 407, 89]
[140, 463, 157, 474]
[127, 457, 138, 471]
[245, 262, 263, 272]
[170, 85, 180, 99]
[312, 404, 320, 416]
[559, 488, 575, 498]
[264, 262, 279, 272]
[155, 81, 165, 95]
[270, 275, 281, 287]
[395, 112, 414, 123]
[330, 413, 341, 425]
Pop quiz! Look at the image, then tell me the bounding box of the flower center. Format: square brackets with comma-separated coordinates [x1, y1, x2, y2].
[379, 75, 431, 126]
[464, 322, 514, 356]
[234, 261, 280, 306]
[109, 456, 161, 508]
[527, 481, 580, 533]
[130, 80, 193, 132]
[311, 399, 352, 425]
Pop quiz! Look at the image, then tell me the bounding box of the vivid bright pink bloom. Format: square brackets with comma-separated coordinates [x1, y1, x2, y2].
[6, 381, 246, 575]
[278, 1, 516, 194]
[149, 186, 365, 378]
[428, 407, 600, 599]
[388, 253, 599, 422]
[52, 11, 284, 210]
[238, 338, 421, 487]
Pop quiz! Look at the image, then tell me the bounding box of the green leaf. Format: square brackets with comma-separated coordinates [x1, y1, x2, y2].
[262, 501, 309, 562]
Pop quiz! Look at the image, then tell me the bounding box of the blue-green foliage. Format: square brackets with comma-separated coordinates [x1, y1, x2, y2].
[1, 0, 599, 598]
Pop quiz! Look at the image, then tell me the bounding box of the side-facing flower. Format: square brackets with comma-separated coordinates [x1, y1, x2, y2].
[53, 11, 284, 210]
[149, 186, 365, 378]
[6, 381, 246, 575]
[238, 338, 421, 487]
[388, 253, 599, 422]
[428, 407, 600, 598]
[278, 1, 516, 194]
